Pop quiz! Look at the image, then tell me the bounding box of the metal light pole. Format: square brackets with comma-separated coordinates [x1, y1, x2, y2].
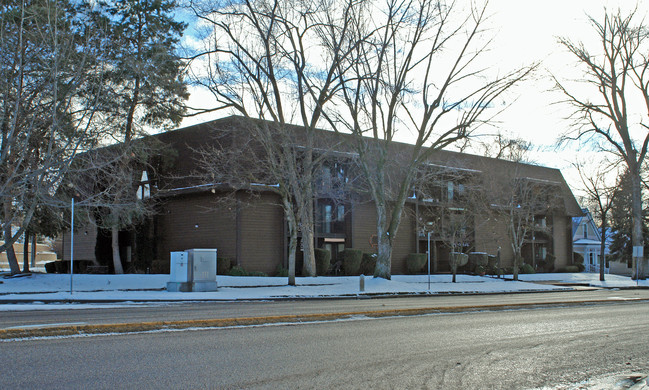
[427, 231, 431, 291]
[70, 197, 74, 295]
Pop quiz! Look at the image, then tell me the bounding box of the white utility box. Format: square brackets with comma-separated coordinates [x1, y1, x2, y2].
[169, 251, 190, 283]
[167, 248, 217, 292]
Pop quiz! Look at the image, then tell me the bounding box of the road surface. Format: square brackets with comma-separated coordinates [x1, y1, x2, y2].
[2, 289, 647, 329]
[2, 299, 648, 389]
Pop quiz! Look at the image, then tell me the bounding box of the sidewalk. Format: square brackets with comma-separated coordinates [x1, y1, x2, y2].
[1, 272, 647, 304]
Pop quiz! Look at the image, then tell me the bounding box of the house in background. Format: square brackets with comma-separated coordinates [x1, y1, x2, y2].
[572, 208, 609, 273]
[62, 116, 583, 275]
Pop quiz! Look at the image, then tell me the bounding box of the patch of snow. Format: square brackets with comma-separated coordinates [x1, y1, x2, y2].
[0, 273, 646, 311]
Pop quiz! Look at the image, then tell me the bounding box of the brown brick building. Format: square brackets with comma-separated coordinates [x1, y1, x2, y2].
[63, 116, 582, 275]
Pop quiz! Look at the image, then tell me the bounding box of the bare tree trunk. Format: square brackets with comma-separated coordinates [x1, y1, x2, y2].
[23, 230, 30, 273]
[630, 172, 645, 279]
[512, 249, 521, 281]
[287, 237, 297, 285]
[374, 218, 393, 279]
[301, 226, 316, 277]
[451, 256, 457, 283]
[111, 225, 124, 274]
[3, 200, 21, 275]
[31, 233, 36, 269]
[299, 198, 316, 277]
[284, 200, 297, 286]
[373, 177, 408, 280]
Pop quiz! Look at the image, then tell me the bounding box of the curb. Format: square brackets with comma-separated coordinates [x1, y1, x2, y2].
[4, 284, 649, 304]
[0, 288, 574, 304]
[3, 298, 648, 340]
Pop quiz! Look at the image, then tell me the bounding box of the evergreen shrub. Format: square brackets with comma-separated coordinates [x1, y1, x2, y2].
[314, 248, 332, 276]
[54, 260, 68, 273]
[45, 261, 57, 274]
[406, 253, 427, 274]
[151, 259, 169, 274]
[217, 257, 232, 275]
[275, 264, 288, 277]
[343, 249, 363, 275]
[228, 265, 248, 276]
[520, 263, 535, 274]
[468, 252, 488, 273]
[360, 252, 377, 275]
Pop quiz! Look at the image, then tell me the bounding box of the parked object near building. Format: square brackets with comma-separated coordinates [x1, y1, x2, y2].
[62, 116, 582, 276]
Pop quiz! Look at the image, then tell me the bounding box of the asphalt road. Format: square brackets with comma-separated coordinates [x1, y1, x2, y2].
[2, 299, 648, 389]
[2, 289, 648, 330]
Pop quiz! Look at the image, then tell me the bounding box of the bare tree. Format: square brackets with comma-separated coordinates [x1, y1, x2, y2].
[486, 165, 562, 281]
[480, 133, 533, 163]
[574, 160, 619, 281]
[555, 8, 649, 279]
[329, 0, 534, 279]
[413, 163, 481, 282]
[0, 1, 109, 274]
[188, 0, 360, 284]
[61, 140, 164, 273]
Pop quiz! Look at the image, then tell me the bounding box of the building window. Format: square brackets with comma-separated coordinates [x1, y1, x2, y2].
[583, 224, 588, 239]
[317, 201, 345, 234]
[136, 170, 151, 200]
[447, 181, 454, 201]
[588, 251, 596, 265]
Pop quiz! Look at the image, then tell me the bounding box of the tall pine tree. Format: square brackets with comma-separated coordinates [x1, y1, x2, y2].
[93, 0, 188, 273]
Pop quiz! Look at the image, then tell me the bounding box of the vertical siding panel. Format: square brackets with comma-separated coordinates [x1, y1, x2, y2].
[239, 193, 284, 275]
[63, 224, 97, 261]
[553, 215, 571, 269]
[156, 193, 237, 264]
[351, 201, 377, 253]
[392, 205, 415, 274]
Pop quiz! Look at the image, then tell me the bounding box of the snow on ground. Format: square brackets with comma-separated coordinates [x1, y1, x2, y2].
[0, 272, 646, 309]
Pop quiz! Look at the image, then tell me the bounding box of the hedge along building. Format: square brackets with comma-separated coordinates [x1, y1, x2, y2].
[62, 116, 583, 275]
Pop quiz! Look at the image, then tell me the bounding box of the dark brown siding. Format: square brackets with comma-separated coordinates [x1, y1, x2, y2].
[474, 215, 512, 262]
[156, 192, 237, 263]
[351, 201, 377, 253]
[63, 223, 97, 261]
[553, 215, 571, 269]
[350, 200, 416, 274]
[391, 206, 415, 274]
[239, 193, 284, 274]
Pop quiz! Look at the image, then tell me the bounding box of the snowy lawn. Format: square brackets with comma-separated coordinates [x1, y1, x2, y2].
[0, 272, 645, 305]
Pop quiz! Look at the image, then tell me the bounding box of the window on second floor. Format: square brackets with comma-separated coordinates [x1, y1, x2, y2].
[316, 200, 346, 235]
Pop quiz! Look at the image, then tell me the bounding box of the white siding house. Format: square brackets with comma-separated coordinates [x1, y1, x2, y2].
[572, 208, 609, 273]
